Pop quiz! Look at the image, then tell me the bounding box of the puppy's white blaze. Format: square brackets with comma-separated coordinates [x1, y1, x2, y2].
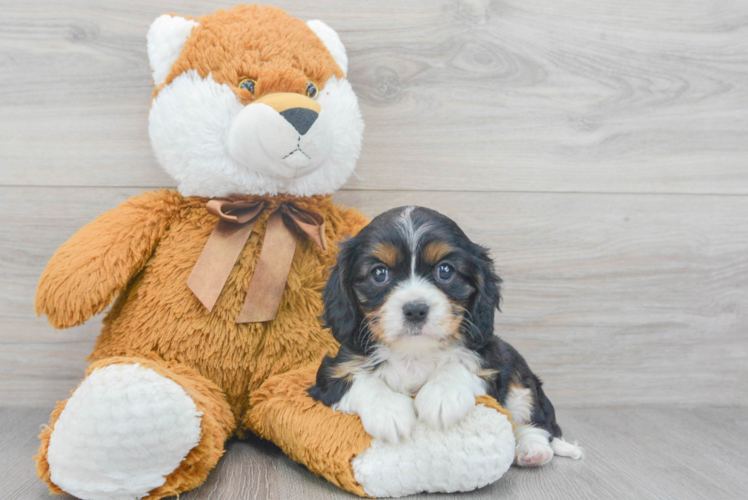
[334, 375, 416, 443]
[149, 73, 363, 198]
[504, 386, 534, 426]
[551, 437, 584, 460]
[380, 276, 452, 344]
[395, 206, 432, 276]
[514, 425, 554, 467]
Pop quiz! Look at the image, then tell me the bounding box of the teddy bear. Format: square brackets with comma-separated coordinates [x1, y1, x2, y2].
[33, 5, 516, 499]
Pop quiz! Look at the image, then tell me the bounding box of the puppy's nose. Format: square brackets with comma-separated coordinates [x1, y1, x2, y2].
[403, 301, 429, 324]
[280, 108, 318, 135]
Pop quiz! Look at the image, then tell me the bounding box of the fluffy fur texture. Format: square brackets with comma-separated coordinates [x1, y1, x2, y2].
[147, 15, 199, 86]
[310, 206, 583, 465]
[35, 6, 516, 499]
[36, 355, 235, 499]
[306, 20, 348, 74]
[35, 191, 369, 499]
[46, 364, 203, 500]
[351, 399, 515, 497]
[248, 364, 515, 498]
[148, 5, 364, 198]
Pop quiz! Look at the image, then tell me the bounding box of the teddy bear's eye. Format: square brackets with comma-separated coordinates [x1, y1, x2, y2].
[239, 78, 256, 94]
[305, 81, 318, 99]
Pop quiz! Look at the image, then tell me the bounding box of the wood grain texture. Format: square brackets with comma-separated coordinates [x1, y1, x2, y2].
[2, 187, 746, 408]
[0, 0, 747, 193]
[3, 407, 747, 500]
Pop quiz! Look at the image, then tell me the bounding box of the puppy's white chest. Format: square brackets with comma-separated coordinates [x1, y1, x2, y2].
[376, 348, 479, 397]
[380, 355, 437, 396]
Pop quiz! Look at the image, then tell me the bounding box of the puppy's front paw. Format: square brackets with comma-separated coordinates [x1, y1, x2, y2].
[359, 392, 416, 443]
[415, 380, 476, 429]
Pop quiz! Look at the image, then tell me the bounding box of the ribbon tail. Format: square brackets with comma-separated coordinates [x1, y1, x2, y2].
[237, 211, 297, 323]
[281, 204, 328, 251]
[187, 218, 256, 311]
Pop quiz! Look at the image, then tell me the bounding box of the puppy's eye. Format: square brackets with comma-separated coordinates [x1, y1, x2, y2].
[305, 81, 318, 99]
[436, 263, 455, 283]
[371, 266, 389, 285]
[239, 78, 256, 94]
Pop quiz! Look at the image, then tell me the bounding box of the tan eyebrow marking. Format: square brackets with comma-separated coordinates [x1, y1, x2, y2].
[423, 240, 455, 265]
[371, 242, 401, 267]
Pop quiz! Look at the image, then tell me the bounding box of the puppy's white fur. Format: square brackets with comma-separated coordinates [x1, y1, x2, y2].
[515, 426, 555, 467]
[378, 276, 456, 344]
[504, 385, 584, 466]
[335, 374, 416, 443]
[552, 436, 585, 460]
[414, 363, 486, 429]
[505, 385, 534, 426]
[336, 342, 487, 441]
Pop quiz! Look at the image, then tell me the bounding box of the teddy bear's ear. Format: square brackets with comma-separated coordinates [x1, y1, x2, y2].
[306, 20, 348, 76]
[147, 14, 199, 86]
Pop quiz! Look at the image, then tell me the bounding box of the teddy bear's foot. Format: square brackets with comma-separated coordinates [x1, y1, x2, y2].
[36, 356, 235, 500]
[246, 364, 516, 498]
[350, 401, 515, 497]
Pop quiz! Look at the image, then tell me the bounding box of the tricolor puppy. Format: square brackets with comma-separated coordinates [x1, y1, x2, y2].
[310, 206, 583, 467]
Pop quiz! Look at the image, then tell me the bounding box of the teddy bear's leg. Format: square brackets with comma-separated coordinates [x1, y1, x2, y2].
[244, 363, 516, 498]
[35, 356, 235, 500]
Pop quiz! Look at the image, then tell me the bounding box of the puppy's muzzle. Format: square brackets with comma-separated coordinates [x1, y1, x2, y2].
[403, 301, 429, 325]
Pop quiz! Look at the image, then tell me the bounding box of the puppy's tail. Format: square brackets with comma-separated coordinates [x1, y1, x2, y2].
[551, 437, 584, 460]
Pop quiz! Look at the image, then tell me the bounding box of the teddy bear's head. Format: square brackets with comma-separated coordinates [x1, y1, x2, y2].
[147, 5, 364, 198]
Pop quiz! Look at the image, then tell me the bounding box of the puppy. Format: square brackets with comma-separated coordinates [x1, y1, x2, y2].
[309, 206, 583, 467]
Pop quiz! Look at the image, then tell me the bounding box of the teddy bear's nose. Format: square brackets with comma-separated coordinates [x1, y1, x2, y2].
[279, 108, 318, 136]
[252, 92, 322, 137]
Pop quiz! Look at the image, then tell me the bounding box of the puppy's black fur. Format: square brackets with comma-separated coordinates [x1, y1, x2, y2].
[309, 206, 563, 441]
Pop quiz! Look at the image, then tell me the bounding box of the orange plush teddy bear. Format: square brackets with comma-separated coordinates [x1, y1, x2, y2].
[34, 5, 515, 499]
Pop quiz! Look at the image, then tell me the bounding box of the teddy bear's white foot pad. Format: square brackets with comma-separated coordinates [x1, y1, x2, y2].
[351, 404, 515, 498]
[47, 363, 203, 500]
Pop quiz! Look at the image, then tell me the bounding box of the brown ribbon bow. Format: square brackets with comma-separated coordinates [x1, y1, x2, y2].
[187, 199, 327, 323]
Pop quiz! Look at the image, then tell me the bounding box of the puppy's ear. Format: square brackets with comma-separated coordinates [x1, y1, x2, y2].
[463, 243, 502, 349]
[322, 238, 364, 345]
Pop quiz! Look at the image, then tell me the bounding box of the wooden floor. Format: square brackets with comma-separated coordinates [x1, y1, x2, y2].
[3, 406, 747, 500]
[1, 0, 747, 498]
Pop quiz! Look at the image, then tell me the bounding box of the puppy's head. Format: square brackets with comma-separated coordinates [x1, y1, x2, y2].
[323, 206, 501, 352]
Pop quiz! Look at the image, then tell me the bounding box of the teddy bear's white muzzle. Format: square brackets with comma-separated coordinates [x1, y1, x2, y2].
[227, 101, 334, 180]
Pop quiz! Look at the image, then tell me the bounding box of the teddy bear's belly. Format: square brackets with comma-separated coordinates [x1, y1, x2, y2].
[90, 220, 339, 416]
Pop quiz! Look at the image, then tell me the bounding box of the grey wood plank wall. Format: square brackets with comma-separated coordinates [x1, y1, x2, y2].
[1, 0, 746, 409]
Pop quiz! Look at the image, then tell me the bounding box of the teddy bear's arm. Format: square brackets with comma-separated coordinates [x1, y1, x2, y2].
[35, 190, 183, 329]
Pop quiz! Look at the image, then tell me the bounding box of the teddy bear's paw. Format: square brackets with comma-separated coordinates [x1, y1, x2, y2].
[351, 403, 515, 497]
[46, 363, 203, 500]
